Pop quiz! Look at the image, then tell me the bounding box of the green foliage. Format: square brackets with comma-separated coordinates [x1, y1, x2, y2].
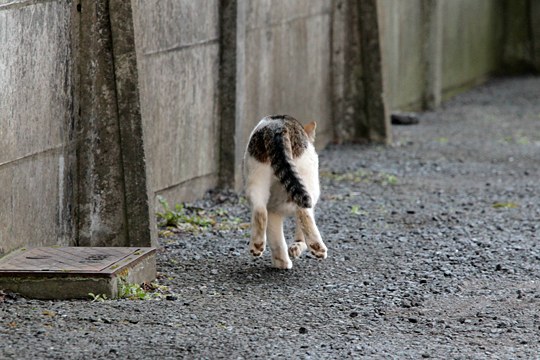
[492, 202, 519, 209]
[118, 282, 152, 301]
[350, 205, 363, 215]
[88, 293, 108, 302]
[501, 131, 531, 145]
[382, 174, 398, 186]
[118, 277, 170, 301]
[88, 280, 172, 302]
[320, 169, 399, 186]
[156, 196, 249, 233]
[435, 137, 449, 144]
[156, 196, 215, 229]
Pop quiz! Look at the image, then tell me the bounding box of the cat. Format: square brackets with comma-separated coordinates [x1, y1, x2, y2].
[243, 115, 327, 269]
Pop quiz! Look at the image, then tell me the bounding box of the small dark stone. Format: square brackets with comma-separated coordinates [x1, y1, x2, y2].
[349, 311, 359, 318]
[299, 327, 308, 334]
[408, 317, 418, 323]
[391, 113, 420, 125]
[495, 264, 503, 271]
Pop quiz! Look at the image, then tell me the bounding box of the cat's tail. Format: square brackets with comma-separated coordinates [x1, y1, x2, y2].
[266, 127, 312, 208]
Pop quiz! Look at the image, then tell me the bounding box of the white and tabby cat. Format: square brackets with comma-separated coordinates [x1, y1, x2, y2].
[243, 115, 327, 269]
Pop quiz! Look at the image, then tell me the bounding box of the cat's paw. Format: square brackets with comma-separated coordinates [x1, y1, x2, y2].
[272, 256, 293, 269]
[249, 241, 265, 257]
[308, 242, 327, 259]
[288, 241, 307, 259]
[249, 244, 264, 257]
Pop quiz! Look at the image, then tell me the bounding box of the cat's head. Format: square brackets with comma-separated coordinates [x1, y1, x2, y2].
[304, 121, 316, 143]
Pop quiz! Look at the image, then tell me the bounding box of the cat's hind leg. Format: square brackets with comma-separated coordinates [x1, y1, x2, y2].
[288, 215, 307, 259]
[245, 162, 272, 257]
[296, 208, 327, 259]
[267, 211, 292, 269]
[249, 206, 267, 257]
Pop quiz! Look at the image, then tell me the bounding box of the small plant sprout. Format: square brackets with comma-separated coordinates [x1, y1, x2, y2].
[492, 202, 519, 209]
[351, 205, 361, 215]
[117, 277, 171, 301]
[156, 196, 248, 233]
[88, 293, 108, 302]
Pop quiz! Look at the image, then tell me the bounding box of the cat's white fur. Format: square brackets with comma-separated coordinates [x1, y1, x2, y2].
[243, 118, 327, 269]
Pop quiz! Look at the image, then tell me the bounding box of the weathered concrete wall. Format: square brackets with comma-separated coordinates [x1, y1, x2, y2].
[1, 0, 154, 253]
[233, 0, 334, 187]
[502, 0, 540, 73]
[332, 0, 365, 142]
[379, 0, 504, 111]
[379, 0, 425, 110]
[440, 0, 504, 99]
[132, 0, 221, 204]
[78, 0, 154, 247]
[0, 0, 77, 255]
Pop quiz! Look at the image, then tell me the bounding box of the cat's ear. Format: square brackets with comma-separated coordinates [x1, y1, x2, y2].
[304, 121, 317, 142]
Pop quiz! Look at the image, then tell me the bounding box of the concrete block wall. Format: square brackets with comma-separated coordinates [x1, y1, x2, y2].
[502, 0, 540, 73]
[440, 0, 504, 98]
[379, 0, 505, 111]
[0, 0, 77, 255]
[133, 0, 340, 195]
[132, 0, 222, 203]
[379, 0, 425, 110]
[233, 0, 335, 186]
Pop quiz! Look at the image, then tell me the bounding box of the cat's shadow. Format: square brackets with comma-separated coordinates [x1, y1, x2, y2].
[224, 256, 320, 287]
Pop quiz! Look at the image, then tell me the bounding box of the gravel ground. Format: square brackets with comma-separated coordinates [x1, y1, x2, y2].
[1, 76, 540, 359]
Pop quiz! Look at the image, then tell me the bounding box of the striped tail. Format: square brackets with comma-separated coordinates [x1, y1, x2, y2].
[266, 127, 312, 208]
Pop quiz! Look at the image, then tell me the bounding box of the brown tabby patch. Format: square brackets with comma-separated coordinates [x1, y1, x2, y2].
[248, 115, 308, 163]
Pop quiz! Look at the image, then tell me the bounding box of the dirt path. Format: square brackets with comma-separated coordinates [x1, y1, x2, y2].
[1, 76, 539, 359]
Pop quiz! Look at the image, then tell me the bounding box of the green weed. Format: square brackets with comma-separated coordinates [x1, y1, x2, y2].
[156, 196, 215, 229]
[492, 202, 519, 209]
[350, 205, 365, 215]
[320, 170, 399, 186]
[88, 293, 108, 302]
[435, 137, 449, 144]
[156, 196, 249, 233]
[118, 277, 170, 301]
[502, 132, 531, 145]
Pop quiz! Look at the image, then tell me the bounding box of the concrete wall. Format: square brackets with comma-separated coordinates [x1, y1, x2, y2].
[502, 0, 540, 73]
[379, 0, 425, 110]
[132, 0, 336, 195]
[132, 0, 222, 203]
[233, 0, 334, 186]
[379, 0, 504, 111]
[0, 0, 76, 255]
[440, 0, 504, 98]
[77, 0, 154, 248]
